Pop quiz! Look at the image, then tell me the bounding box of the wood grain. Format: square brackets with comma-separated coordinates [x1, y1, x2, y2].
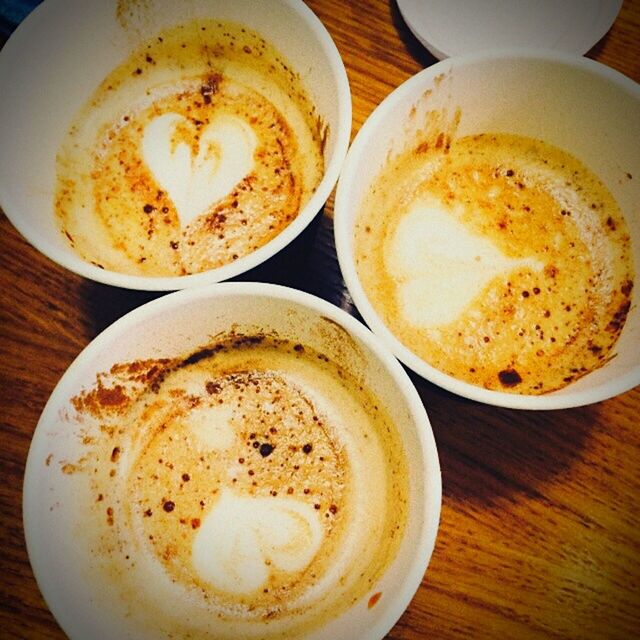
[1, 1, 639, 638]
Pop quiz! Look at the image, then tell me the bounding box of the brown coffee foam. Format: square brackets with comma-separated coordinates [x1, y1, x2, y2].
[355, 132, 634, 394]
[128, 369, 346, 604]
[64, 334, 409, 638]
[55, 19, 324, 276]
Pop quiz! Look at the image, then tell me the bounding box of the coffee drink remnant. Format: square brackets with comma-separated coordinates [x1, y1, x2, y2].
[62, 334, 408, 638]
[355, 133, 634, 394]
[55, 20, 324, 276]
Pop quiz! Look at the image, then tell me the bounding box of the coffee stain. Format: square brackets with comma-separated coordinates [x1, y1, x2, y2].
[319, 315, 353, 340]
[116, 0, 154, 33]
[368, 591, 382, 609]
[388, 70, 461, 166]
[316, 114, 329, 156]
[318, 316, 367, 380]
[415, 106, 461, 156]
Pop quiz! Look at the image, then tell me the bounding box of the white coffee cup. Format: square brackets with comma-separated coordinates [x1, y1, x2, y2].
[23, 282, 441, 639]
[0, 0, 351, 290]
[334, 51, 640, 410]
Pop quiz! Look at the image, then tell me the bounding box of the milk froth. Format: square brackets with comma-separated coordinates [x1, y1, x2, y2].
[64, 334, 408, 638]
[387, 198, 544, 326]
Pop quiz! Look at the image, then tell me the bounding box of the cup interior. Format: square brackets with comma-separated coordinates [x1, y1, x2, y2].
[23, 282, 441, 639]
[335, 51, 640, 409]
[0, 0, 351, 290]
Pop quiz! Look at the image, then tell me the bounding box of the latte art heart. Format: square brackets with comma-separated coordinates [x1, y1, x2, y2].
[142, 114, 258, 228]
[387, 199, 543, 326]
[193, 490, 323, 594]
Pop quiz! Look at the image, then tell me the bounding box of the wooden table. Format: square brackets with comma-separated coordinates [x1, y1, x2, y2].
[1, 1, 639, 638]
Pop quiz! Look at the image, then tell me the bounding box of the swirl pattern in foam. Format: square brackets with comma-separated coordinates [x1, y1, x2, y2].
[55, 20, 324, 276]
[64, 334, 408, 638]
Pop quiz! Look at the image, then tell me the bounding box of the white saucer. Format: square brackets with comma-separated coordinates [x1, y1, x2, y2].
[397, 0, 623, 60]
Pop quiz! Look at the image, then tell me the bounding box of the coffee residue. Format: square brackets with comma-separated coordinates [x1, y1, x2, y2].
[55, 19, 325, 277]
[355, 132, 634, 394]
[368, 591, 383, 609]
[498, 368, 523, 388]
[63, 332, 409, 639]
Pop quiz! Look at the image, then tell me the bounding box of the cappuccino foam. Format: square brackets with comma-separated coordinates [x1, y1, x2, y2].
[62, 334, 408, 638]
[55, 20, 324, 276]
[355, 133, 634, 394]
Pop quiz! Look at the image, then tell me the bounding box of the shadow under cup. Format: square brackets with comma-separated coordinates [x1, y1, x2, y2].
[0, 0, 351, 290]
[23, 283, 441, 640]
[335, 51, 640, 410]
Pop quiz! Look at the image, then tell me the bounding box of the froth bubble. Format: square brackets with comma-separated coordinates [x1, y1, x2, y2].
[192, 489, 323, 594]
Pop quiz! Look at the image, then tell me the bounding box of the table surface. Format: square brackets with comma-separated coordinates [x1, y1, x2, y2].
[1, 1, 639, 638]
